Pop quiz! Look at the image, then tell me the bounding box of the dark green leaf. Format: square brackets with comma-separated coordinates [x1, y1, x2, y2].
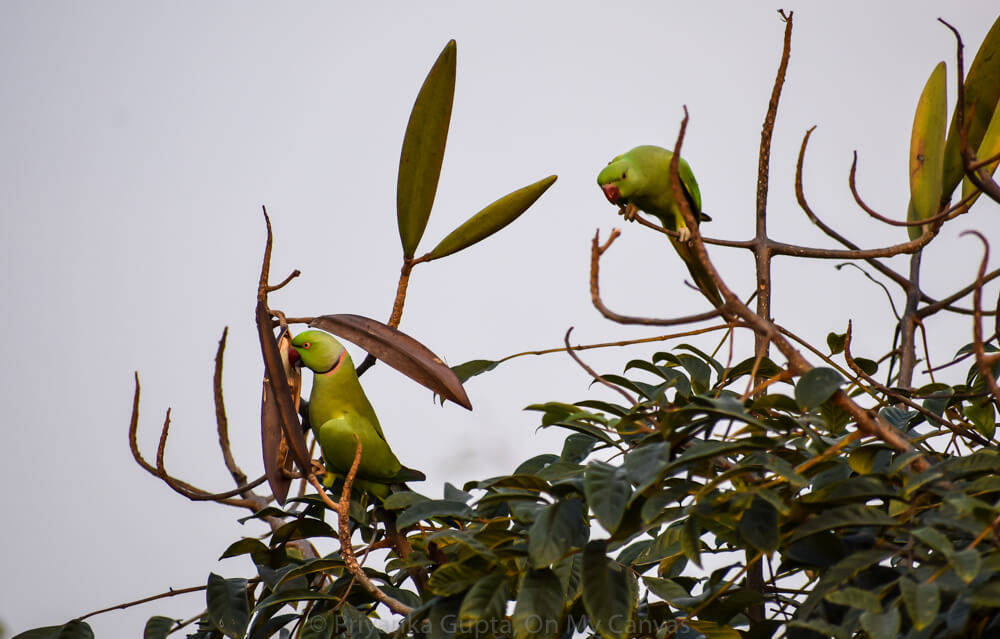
[397, 40, 456, 257]
[219, 538, 269, 560]
[512, 569, 564, 639]
[859, 607, 899, 639]
[53, 622, 94, 639]
[143, 617, 175, 639]
[965, 399, 996, 439]
[582, 541, 638, 639]
[739, 496, 778, 553]
[951, 548, 981, 583]
[681, 516, 701, 568]
[529, 498, 588, 568]
[584, 461, 631, 533]
[299, 611, 336, 639]
[451, 359, 500, 384]
[383, 490, 429, 510]
[623, 441, 671, 494]
[458, 571, 509, 625]
[790, 505, 896, 542]
[561, 433, 598, 463]
[206, 573, 249, 639]
[428, 562, 486, 597]
[642, 576, 690, 603]
[341, 604, 379, 639]
[826, 587, 881, 613]
[427, 175, 558, 260]
[397, 499, 476, 528]
[794, 367, 845, 410]
[12, 627, 64, 639]
[827, 332, 847, 354]
[899, 577, 940, 631]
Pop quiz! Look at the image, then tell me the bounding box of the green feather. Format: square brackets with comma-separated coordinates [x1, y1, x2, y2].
[597, 145, 722, 307]
[291, 329, 425, 498]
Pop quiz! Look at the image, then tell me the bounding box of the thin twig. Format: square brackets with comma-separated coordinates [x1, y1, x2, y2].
[306, 439, 414, 616]
[563, 327, 641, 409]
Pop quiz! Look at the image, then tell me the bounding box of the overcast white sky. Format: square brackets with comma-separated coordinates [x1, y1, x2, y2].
[2, 2, 999, 636]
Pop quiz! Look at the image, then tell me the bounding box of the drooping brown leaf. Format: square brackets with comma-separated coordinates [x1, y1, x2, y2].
[310, 313, 472, 410]
[256, 302, 312, 493]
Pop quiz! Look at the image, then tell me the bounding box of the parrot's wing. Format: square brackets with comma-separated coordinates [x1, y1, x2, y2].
[315, 412, 405, 481]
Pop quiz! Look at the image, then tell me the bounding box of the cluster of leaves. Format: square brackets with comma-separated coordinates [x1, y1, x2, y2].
[131, 338, 1000, 639]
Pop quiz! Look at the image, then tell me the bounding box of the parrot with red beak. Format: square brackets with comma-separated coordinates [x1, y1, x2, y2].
[597, 145, 722, 307]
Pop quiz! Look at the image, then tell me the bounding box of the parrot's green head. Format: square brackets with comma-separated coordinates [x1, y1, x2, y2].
[597, 156, 640, 206]
[289, 330, 349, 374]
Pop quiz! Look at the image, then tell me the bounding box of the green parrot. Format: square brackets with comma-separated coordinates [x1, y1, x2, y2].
[289, 329, 424, 498]
[597, 145, 723, 307]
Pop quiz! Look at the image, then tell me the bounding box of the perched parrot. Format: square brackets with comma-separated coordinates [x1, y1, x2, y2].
[597, 145, 723, 307]
[289, 329, 424, 498]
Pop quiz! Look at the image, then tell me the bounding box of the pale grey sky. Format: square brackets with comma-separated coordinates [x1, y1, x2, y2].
[2, 2, 998, 636]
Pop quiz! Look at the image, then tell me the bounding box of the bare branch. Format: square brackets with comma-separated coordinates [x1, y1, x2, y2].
[306, 442, 414, 617]
[563, 327, 641, 409]
[589, 229, 721, 326]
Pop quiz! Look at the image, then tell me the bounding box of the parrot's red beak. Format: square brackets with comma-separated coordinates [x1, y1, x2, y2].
[287, 347, 301, 366]
[601, 183, 622, 205]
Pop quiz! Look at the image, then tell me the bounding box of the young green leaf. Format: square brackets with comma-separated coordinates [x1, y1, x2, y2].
[942, 16, 1000, 201]
[397, 40, 456, 258]
[961, 97, 1000, 206]
[426, 175, 557, 260]
[907, 61, 947, 240]
[899, 577, 940, 631]
[143, 616, 175, 639]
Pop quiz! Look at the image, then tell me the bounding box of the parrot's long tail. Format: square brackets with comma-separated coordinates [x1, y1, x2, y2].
[670, 237, 724, 307]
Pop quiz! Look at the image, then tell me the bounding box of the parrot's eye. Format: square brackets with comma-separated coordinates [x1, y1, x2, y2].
[621, 172, 627, 180]
[301, 342, 311, 349]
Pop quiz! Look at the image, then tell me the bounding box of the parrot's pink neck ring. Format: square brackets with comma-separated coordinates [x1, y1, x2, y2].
[320, 350, 347, 376]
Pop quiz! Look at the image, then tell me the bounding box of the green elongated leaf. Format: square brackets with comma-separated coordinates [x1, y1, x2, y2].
[962, 96, 1000, 206]
[582, 541, 638, 639]
[794, 367, 845, 410]
[642, 576, 690, 603]
[965, 398, 996, 438]
[143, 616, 175, 639]
[298, 611, 336, 639]
[206, 573, 250, 639]
[860, 608, 900, 639]
[428, 562, 486, 597]
[271, 518, 335, 544]
[826, 586, 881, 613]
[912, 526, 955, 556]
[789, 504, 896, 542]
[943, 16, 1000, 200]
[451, 359, 500, 384]
[53, 622, 94, 639]
[427, 175, 558, 260]
[397, 499, 476, 528]
[12, 626, 64, 639]
[529, 498, 588, 568]
[951, 548, 981, 583]
[681, 516, 701, 568]
[623, 441, 671, 494]
[584, 461, 631, 533]
[739, 496, 778, 553]
[219, 538, 270, 559]
[341, 603, 379, 639]
[970, 580, 1000, 606]
[899, 577, 940, 631]
[383, 490, 429, 510]
[427, 596, 462, 639]
[908, 61, 948, 239]
[310, 314, 471, 410]
[458, 571, 509, 625]
[512, 569, 564, 639]
[634, 524, 684, 565]
[685, 620, 743, 639]
[397, 40, 456, 258]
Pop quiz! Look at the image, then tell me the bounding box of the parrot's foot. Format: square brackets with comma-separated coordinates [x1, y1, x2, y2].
[677, 227, 691, 243]
[623, 203, 639, 222]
